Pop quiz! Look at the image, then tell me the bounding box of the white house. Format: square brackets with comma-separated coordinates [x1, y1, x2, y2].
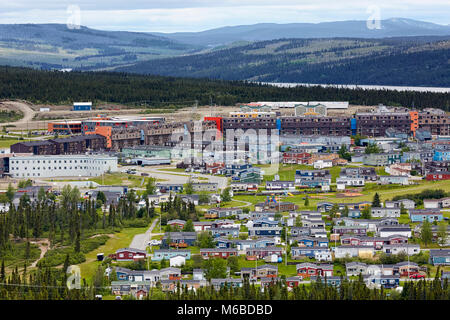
[315, 251, 332, 262]
[314, 160, 333, 169]
[170, 255, 186, 267]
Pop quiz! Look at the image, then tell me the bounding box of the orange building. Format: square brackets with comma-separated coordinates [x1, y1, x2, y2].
[409, 111, 419, 136]
[47, 121, 82, 134]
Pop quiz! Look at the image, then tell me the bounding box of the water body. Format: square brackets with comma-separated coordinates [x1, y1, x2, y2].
[261, 82, 450, 93]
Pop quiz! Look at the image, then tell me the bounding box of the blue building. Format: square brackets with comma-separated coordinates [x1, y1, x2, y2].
[291, 246, 330, 258]
[252, 219, 279, 228]
[364, 275, 400, 288]
[248, 226, 282, 237]
[73, 102, 92, 111]
[429, 249, 450, 266]
[348, 209, 361, 218]
[210, 227, 240, 238]
[409, 209, 443, 223]
[434, 150, 450, 162]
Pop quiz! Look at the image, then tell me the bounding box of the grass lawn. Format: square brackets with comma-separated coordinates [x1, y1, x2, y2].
[78, 226, 150, 284]
[0, 138, 22, 148]
[88, 172, 161, 188]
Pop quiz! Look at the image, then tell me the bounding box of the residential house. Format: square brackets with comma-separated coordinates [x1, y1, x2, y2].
[332, 225, 368, 236]
[345, 262, 368, 276]
[334, 246, 375, 259]
[423, 197, 450, 209]
[296, 263, 333, 278]
[113, 248, 147, 261]
[371, 207, 401, 218]
[409, 209, 443, 222]
[162, 232, 197, 248]
[383, 244, 420, 256]
[291, 246, 330, 259]
[245, 247, 283, 260]
[429, 249, 450, 265]
[265, 180, 295, 190]
[378, 225, 412, 238]
[248, 226, 282, 237]
[200, 248, 238, 259]
[210, 227, 240, 238]
[379, 175, 409, 185]
[385, 199, 415, 209]
[167, 219, 186, 230]
[151, 249, 191, 261]
[206, 207, 243, 219]
[240, 265, 278, 280]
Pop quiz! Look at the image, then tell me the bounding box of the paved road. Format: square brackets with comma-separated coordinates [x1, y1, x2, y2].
[129, 218, 162, 251]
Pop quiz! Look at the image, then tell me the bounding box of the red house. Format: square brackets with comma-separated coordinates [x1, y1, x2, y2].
[167, 219, 186, 230]
[200, 248, 238, 259]
[426, 172, 450, 181]
[282, 151, 311, 164]
[296, 263, 333, 278]
[113, 248, 147, 261]
[286, 276, 303, 288]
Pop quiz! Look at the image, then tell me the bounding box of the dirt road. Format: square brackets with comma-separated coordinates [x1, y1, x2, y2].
[0, 100, 36, 127]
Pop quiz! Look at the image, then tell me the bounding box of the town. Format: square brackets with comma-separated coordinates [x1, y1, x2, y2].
[0, 100, 449, 300]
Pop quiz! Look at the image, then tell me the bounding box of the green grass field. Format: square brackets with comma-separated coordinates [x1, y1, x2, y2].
[78, 225, 150, 284]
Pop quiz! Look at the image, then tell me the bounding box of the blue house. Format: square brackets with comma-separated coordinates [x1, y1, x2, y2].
[364, 275, 400, 289]
[234, 238, 275, 251]
[252, 219, 279, 228]
[216, 238, 235, 249]
[248, 226, 282, 237]
[434, 150, 450, 162]
[291, 246, 330, 258]
[310, 276, 345, 287]
[317, 202, 334, 212]
[409, 209, 443, 223]
[151, 249, 191, 261]
[429, 249, 450, 266]
[156, 183, 183, 193]
[210, 227, 240, 238]
[348, 209, 361, 218]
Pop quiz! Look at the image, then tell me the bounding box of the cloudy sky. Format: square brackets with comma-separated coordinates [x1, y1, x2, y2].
[0, 0, 449, 33]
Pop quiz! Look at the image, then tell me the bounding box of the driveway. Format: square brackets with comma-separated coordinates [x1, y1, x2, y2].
[129, 218, 162, 251]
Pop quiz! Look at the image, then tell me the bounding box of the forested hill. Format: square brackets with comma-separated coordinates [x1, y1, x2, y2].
[0, 66, 449, 111]
[115, 36, 450, 87]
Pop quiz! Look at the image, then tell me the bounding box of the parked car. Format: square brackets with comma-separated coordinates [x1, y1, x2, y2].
[409, 273, 425, 279]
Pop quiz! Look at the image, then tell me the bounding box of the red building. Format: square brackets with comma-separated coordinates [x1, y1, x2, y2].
[286, 276, 303, 288]
[296, 263, 333, 278]
[167, 219, 186, 230]
[200, 248, 238, 259]
[282, 151, 311, 164]
[112, 248, 147, 261]
[426, 172, 450, 181]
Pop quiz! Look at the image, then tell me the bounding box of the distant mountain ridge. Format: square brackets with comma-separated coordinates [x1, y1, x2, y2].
[115, 36, 450, 87]
[0, 23, 199, 70]
[152, 18, 450, 47]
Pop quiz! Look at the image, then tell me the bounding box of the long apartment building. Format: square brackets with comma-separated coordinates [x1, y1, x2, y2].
[8, 154, 117, 178]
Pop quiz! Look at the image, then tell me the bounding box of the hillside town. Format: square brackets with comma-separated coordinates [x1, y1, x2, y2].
[1, 101, 449, 300]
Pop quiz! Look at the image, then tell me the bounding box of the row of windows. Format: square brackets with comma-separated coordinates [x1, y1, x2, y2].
[11, 166, 104, 171]
[11, 159, 109, 164]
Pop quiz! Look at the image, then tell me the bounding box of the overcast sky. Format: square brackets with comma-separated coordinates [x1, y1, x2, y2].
[1, 0, 449, 33]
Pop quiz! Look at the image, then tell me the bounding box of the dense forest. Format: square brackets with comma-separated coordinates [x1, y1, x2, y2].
[0, 66, 449, 110]
[116, 37, 450, 87]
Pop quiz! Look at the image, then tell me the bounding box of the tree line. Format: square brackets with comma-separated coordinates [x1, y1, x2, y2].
[0, 66, 449, 110]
